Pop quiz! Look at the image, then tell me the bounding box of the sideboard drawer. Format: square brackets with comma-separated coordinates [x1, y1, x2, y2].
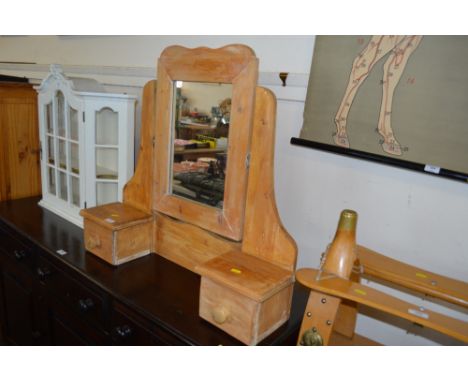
[111, 302, 156, 345]
[110, 301, 187, 345]
[35, 256, 106, 327]
[0, 226, 35, 271]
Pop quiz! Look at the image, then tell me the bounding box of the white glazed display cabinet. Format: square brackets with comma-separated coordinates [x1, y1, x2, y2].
[36, 64, 136, 227]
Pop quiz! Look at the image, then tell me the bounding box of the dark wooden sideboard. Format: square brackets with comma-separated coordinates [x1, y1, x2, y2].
[0, 197, 308, 345]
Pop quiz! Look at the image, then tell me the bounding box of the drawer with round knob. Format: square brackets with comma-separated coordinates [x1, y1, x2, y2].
[199, 277, 258, 345]
[81, 203, 153, 266]
[197, 252, 295, 345]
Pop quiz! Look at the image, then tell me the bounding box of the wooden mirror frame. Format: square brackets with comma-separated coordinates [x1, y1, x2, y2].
[153, 45, 258, 241]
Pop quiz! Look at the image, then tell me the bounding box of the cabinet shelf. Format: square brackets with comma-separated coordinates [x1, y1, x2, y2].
[96, 175, 118, 181]
[96, 176, 118, 181]
[95, 144, 119, 149]
[96, 160, 118, 180]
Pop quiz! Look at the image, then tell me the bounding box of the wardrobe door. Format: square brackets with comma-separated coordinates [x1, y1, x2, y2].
[0, 82, 41, 202]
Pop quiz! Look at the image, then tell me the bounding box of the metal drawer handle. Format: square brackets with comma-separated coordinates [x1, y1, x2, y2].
[78, 298, 95, 313]
[114, 325, 133, 339]
[36, 266, 52, 281]
[14, 249, 28, 261]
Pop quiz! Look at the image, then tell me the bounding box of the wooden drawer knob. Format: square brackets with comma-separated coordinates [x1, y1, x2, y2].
[87, 236, 101, 250]
[212, 306, 229, 324]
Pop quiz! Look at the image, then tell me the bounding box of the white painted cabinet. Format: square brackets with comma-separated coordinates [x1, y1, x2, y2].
[36, 64, 136, 227]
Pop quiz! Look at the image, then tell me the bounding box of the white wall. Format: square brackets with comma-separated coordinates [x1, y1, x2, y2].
[0, 35, 314, 73]
[1, 35, 466, 345]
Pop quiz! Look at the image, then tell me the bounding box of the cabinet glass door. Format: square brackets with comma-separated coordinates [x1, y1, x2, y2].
[44, 90, 81, 208]
[45, 101, 56, 196]
[69, 106, 80, 207]
[95, 107, 119, 205]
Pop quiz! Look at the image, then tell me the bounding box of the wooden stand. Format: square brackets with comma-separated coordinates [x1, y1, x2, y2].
[296, 210, 468, 345]
[81, 46, 297, 344]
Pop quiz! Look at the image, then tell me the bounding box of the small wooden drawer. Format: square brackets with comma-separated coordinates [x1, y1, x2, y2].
[80, 203, 153, 266]
[36, 255, 107, 327]
[197, 251, 294, 345]
[200, 277, 258, 344]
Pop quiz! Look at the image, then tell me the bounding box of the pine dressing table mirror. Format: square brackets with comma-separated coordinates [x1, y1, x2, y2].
[81, 45, 297, 345]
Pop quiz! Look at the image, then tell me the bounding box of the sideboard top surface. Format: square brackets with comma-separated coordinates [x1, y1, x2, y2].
[0, 197, 307, 345]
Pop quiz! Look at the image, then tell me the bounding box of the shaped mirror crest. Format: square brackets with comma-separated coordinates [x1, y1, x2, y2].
[170, 81, 232, 209]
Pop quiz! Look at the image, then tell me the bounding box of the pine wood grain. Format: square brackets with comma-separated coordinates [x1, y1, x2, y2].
[358, 245, 468, 308]
[296, 290, 341, 346]
[199, 277, 258, 345]
[0, 83, 41, 201]
[256, 283, 294, 338]
[115, 46, 298, 345]
[297, 268, 468, 343]
[160, 44, 257, 83]
[81, 202, 153, 265]
[197, 251, 293, 301]
[241, 87, 297, 271]
[199, 277, 293, 345]
[153, 45, 258, 241]
[80, 202, 152, 230]
[123, 80, 157, 213]
[115, 222, 152, 264]
[154, 212, 241, 273]
[82, 218, 114, 264]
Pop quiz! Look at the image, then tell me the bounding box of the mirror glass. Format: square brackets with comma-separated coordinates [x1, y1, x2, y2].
[170, 81, 232, 209]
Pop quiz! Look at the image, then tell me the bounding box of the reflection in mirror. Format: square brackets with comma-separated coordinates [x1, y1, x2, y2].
[171, 81, 232, 209]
